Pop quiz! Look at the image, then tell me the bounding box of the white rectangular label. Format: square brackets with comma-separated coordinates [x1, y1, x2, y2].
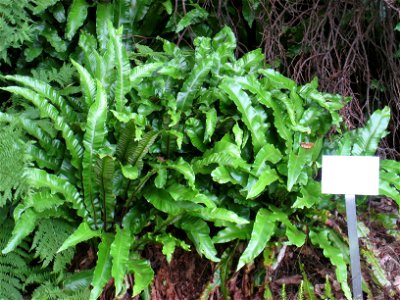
[321, 155, 380, 195]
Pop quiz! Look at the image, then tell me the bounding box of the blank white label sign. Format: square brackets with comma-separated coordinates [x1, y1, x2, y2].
[321, 156, 380, 195]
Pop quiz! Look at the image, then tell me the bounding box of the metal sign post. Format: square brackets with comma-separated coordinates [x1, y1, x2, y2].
[321, 155, 380, 300]
[345, 194, 362, 300]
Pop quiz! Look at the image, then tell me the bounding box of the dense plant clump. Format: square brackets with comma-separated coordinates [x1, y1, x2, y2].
[0, 1, 399, 299]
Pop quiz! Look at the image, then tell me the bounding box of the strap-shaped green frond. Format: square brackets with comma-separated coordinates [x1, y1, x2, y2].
[65, 0, 89, 40]
[179, 217, 220, 262]
[220, 78, 268, 154]
[26, 168, 85, 218]
[110, 226, 132, 296]
[352, 106, 390, 155]
[4, 75, 75, 122]
[82, 80, 108, 228]
[71, 59, 96, 108]
[96, 155, 116, 229]
[310, 228, 352, 300]
[1, 86, 83, 170]
[109, 25, 131, 112]
[126, 131, 159, 169]
[90, 233, 113, 300]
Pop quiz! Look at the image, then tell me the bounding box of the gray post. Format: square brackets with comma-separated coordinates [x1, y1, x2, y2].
[345, 194, 363, 300]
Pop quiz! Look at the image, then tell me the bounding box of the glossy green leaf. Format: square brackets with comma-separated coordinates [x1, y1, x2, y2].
[82, 80, 108, 227]
[287, 147, 312, 191]
[58, 222, 101, 253]
[4, 75, 74, 120]
[71, 59, 96, 107]
[128, 258, 154, 296]
[96, 4, 114, 51]
[1, 86, 83, 169]
[96, 155, 116, 227]
[144, 188, 201, 215]
[247, 166, 279, 199]
[292, 180, 321, 209]
[154, 233, 190, 263]
[167, 157, 195, 188]
[352, 107, 390, 155]
[177, 59, 212, 112]
[194, 208, 249, 225]
[121, 164, 139, 180]
[111, 226, 132, 296]
[2, 208, 37, 254]
[175, 5, 209, 33]
[110, 25, 131, 112]
[237, 209, 276, 270]
[213, 224, 252, 244]
[90, 233, 113, 300]
[26, 168, 85, 217]
[27, 191, 64, 213]
[204, 107, 217, 142]
[42, 25, 67, 53]
[220, 78, 267, 153]
[66, 0, 89, 40]
[179, 217, 220, 262]
[310, 229, 352, 300]
[155, 168, 168, 188]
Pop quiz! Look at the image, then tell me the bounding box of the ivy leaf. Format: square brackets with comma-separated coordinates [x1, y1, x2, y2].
[66, 0, 89, 40]
[58, 222, 101, 253]
[237, 209, 276, 271]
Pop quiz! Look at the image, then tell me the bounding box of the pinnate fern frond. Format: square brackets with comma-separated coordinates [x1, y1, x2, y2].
[0, 219, 30, 300]
[31, 219, 75, 273]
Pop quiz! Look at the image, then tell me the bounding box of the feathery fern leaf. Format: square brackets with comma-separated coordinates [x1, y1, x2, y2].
[1, 86, 84, 170]
[31, 219, 75, 272]
[0, 219, 30, 300]
[0, 125, 28, 206]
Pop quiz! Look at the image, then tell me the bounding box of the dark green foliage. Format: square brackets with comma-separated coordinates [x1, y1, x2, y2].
[0, 125, 28, 206]
[31, 219, 75, 273]
[0, 218, 30, 300]
[0, 2, 398, 299]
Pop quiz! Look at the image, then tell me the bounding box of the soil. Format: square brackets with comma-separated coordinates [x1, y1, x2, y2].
[94, 198, 399, 300]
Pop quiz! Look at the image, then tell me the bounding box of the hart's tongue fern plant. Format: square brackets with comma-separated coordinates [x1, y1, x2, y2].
[1, 14, 399, 299]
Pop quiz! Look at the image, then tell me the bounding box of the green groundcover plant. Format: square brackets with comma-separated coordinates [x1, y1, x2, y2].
[0, 13, 399, 300]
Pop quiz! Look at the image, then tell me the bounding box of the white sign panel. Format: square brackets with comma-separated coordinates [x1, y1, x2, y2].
[321, 155, 380, 195]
